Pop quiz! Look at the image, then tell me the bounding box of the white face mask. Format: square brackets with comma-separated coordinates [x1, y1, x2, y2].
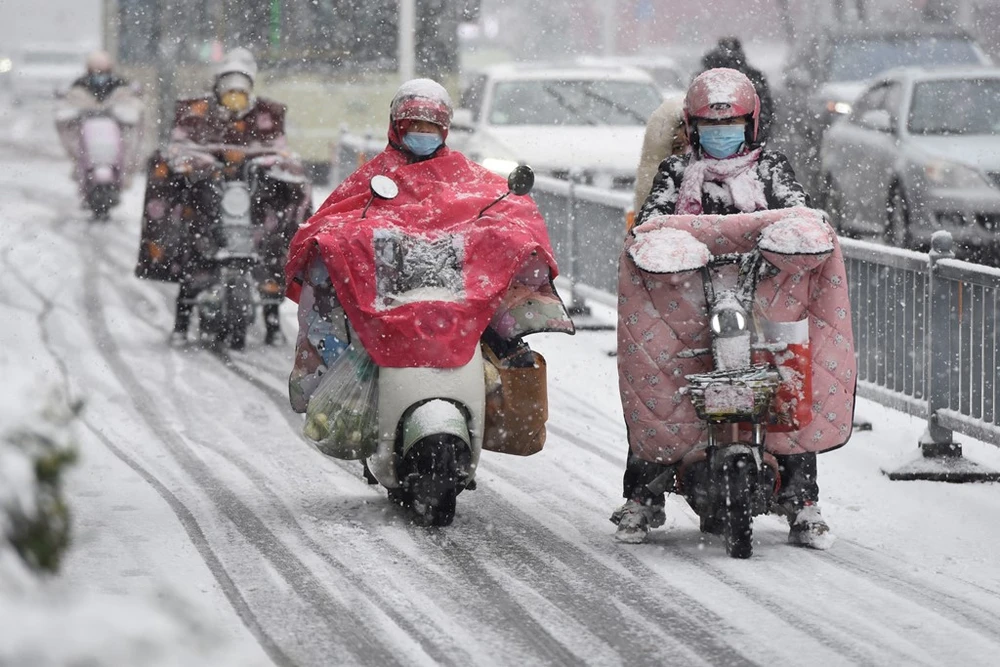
[402, 131, 443, 156]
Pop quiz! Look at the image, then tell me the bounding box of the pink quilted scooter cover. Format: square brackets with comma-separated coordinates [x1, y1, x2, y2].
[617, 207, 857, 465]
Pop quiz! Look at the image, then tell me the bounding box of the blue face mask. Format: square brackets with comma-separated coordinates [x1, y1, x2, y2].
[402, 131, 443, 156]
[698, 124, 747, 159]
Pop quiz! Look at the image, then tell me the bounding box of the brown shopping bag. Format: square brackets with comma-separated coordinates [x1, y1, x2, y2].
[481, 343, 549, 456]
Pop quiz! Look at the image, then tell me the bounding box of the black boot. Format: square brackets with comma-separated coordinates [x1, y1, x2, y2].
[263, 304, 285, 345]
[773, 452, 819, 517]
[229, 329, 246, 351]
[170, 297, 192, 345]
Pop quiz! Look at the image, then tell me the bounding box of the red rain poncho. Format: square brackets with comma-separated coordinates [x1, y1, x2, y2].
[286, 145, 559, 368]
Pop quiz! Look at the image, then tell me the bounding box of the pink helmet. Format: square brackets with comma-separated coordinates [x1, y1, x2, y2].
[85, 49, 113, 74]
[684, 68, 761, 142]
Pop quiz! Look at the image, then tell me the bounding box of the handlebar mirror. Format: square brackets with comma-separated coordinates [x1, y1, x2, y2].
[362, 175, 399, 218]
[370, 175, 399, 200]
[507, 165, 534, 196]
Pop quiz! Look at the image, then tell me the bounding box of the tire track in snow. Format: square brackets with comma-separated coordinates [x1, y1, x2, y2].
[446, 489, 761, 666]
[79, 420, 297, 667]
[157, 360, 470, 666]
[198, 350, 589, 665]
[667, 549, 900, 667]
[102, 255, 550, 665]
[551, 374, 1000, 657]
[160, 300, 1000, 664]
[6, 205, 294, 665]
[81, 236, 408, 667]
[826, 543, 1000, 642]
[219, 360, 758, 664]
[200, 329, 756, 664]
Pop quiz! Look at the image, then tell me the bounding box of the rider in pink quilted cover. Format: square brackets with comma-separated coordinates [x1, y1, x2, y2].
[612, 68, 856, 548]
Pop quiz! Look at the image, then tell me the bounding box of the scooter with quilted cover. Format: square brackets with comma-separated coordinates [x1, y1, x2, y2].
[617, 207, 857, 557]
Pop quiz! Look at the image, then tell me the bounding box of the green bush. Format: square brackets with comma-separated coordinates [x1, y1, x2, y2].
[1, 395, 82, 574]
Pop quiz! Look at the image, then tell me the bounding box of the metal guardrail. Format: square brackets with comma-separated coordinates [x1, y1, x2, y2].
[838, 235, 1000, 458]
[330, 131, 1000, 477]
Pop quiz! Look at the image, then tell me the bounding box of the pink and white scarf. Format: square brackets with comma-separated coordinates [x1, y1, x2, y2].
[676, 148, 768, 215]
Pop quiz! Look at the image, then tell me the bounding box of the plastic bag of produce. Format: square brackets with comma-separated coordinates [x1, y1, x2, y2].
[303, 344, 379, 460]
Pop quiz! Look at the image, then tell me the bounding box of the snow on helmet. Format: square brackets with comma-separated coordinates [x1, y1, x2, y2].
[215, 47, 258, 85]
[390, 79, 453, 131]
[85, 49, 113, 74]
[684, 68, 761, 142]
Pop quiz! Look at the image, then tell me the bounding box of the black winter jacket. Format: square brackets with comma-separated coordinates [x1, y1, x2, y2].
[71, 74, 130, 103]
[636, 150, 809, 225]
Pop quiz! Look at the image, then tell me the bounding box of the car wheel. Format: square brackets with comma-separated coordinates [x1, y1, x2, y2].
[886, 183, 911, 248]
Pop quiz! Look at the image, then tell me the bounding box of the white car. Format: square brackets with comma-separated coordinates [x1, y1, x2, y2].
[575, 54, 687, 98]
[9, 43, 90, 103]
[450, 63, 664, 190]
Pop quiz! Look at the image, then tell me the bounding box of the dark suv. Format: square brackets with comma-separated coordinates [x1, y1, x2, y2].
[777, 24, 990, 195]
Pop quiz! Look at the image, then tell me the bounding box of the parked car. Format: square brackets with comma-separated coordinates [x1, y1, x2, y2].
[820, 66, 1000, 261]
[779, 24, 991, 193]
[449, 63, 664, 190]
[575, 54, 687, 98]
[9, 43, 89, 104]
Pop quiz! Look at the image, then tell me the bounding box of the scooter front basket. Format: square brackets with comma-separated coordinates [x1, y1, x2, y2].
[684, 365, 781, 423]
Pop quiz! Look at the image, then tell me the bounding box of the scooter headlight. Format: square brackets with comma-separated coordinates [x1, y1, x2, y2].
[221, 186, 251, 219]
[710, 307, 747, 336]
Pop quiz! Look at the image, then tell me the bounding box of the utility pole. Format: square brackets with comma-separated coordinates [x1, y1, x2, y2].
[601, 0, 616, 56]
[154, 0, 178, 143]
[102, 0, 118, 56]
[399, 0, 416, 83]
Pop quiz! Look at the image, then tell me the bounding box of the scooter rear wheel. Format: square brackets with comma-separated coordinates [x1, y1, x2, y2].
[87, 184, 116, 221]
[723, 455, 755, 559]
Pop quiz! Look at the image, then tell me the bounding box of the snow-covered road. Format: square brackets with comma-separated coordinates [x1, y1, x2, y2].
[4, 100, 1000, 666]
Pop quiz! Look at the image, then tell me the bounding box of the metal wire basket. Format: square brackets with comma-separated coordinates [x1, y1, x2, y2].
[684, 365, 781, 423]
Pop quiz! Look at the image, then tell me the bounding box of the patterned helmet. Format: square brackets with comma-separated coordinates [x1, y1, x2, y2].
[684, 68, 761, 142]
[390, 79, 453, 131]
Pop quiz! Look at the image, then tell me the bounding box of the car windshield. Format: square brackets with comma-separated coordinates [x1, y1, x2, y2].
[489, 80, 663, 126]
[828, 37, 981, 82]
[649, 67, 685, 91]
[908, 79, 1000, 135]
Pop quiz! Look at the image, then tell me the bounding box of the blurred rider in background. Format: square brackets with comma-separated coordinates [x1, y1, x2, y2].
[136, 47, 310, 348]
[55, 50, 143, 194]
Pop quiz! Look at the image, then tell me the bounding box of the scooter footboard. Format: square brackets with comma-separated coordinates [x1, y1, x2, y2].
[367, 346, 485, 488]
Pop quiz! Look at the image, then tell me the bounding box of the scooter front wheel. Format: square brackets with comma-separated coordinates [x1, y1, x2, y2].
[399, 434, 459, 527]
[723, 454, 755, 559]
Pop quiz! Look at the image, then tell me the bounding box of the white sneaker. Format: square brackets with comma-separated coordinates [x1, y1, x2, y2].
[787, 503, 836, 550]
[610, 500, 666, 544]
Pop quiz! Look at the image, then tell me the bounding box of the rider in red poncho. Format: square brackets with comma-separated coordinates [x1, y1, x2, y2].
[285, 79, 573, 413]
